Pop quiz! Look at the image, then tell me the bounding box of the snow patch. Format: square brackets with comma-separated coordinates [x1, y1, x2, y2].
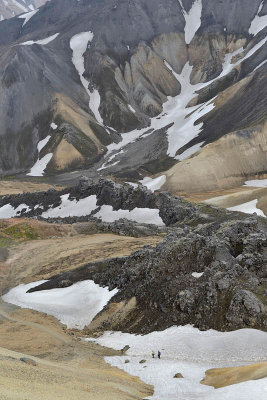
[128, 104, 136, 113]
[0, 203, 30, 219]
[2, 280, 118, 329]
[249, 1, 267, 36]
[252, 59, 267, 72]
[37, 135, 51, 152]
[18, 9, 38, 26]
[27, 135, 52, 177]
[179, 0, 202, 44]
[95, 205, 165, 226]
[177, 141, 204, 161]
[89, 89, 103, 125]
[192, 272, 204, 278]
[139, 175, 166, 192]
[27, 153, 53, 177]
[70, 32, 104, 125]
[50, 122, 58, 130]
[89, 326, 267, 400]
[244, 179, 267, 188]
[126, 182, 139, 189]
[41, 194, 98, 218]
[21, 33, 59, 46]
[227, 199, 266, 218]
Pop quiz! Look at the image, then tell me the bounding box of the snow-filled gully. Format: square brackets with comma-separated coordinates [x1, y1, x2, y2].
[99, 17, 267, 170]
[70, 32, 105, 126]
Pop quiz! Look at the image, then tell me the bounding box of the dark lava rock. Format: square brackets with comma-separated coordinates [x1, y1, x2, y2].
[3, 178, 266, 334]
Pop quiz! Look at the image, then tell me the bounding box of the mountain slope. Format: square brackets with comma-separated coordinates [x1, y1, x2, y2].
[0, 0, 266, 193]
[0, 0, 48, 20]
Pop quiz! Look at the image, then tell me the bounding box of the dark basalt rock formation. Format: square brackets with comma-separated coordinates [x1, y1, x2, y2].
[12, 178, 265, 334]
[29, 216, 267, 333]
[0, 177, 198, 226]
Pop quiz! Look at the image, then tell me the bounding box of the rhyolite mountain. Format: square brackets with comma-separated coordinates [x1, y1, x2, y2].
[0, 0, 266, 193]
[0, 0, 48, 20]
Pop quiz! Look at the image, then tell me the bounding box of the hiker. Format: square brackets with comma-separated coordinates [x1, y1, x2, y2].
[152, 350, 155, 358]
[158, 350, 161, 359]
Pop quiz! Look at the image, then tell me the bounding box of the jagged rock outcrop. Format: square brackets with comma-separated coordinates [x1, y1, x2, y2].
[29, 214, 267, 333]
[7, 178, 265, 334]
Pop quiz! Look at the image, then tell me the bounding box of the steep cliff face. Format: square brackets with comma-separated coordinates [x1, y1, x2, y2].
[0, 0, 266, 186]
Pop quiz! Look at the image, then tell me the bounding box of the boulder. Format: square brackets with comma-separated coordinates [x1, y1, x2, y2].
[173, 373, 184, 379]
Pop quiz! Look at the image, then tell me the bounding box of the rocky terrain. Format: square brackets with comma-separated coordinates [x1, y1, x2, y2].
[1, 178, 265, 334]
[0, 0, 266, 196]
[0, 1, 266, 397]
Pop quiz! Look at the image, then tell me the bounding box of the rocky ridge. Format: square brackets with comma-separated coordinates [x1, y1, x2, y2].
[3, 177, 265, 334]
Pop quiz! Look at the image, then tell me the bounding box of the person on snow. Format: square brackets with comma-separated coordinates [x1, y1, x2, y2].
[158, 350, 161, 359]
[152, 350, 155, 358]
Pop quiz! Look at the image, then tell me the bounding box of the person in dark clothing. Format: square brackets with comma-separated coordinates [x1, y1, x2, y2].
[158, 350, 161, 359]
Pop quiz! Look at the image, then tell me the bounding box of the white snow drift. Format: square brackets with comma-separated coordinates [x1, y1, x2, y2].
[178, 0, 202, 44]
[27, 153, 53, 177]
[249, 1, 267, 36]
[27, 135, 52, 177]
[21, 33, 59, 46]
[244, 179, 267, 188]
[139, 175, 166, 192]
[41, 194, 98, 218]
[2, 280, 118, 329]
[70, 32, 104, 125]
[18, 9, 39, 27]
[89, 326, 267, 400]
[0, 203, 30, 219]
[227, 199, 266, 218]
[94, 205, 164, 226]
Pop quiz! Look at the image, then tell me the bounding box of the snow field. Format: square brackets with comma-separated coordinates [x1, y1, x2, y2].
[41, 194, 98, 218]
[89, 326, 267, 400]
[2, 280, 118, 329]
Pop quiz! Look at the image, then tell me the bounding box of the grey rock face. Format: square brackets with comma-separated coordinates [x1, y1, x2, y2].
[227, 290, 265, 327]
